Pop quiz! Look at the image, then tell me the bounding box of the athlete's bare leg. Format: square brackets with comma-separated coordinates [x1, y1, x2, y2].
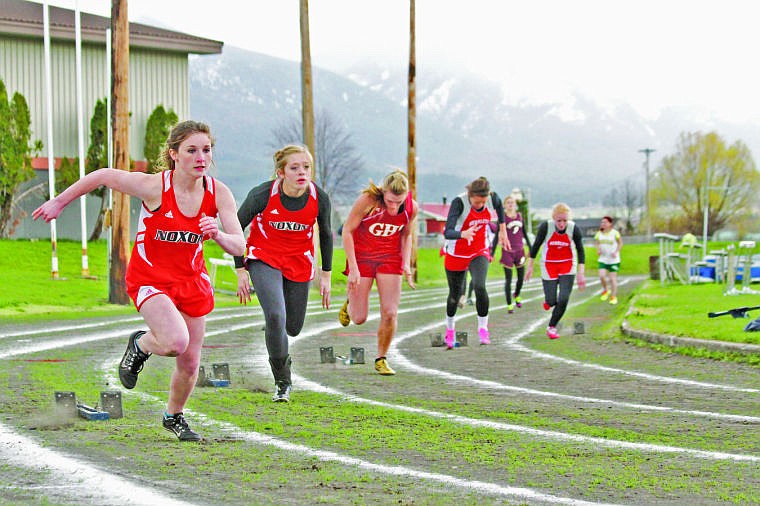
[167, 313, 204, 413]
[375, 273, 402, 358]
[347, 276, 375, 325]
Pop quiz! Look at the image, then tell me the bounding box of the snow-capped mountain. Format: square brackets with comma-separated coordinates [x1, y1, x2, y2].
[190, 46, 760, 208]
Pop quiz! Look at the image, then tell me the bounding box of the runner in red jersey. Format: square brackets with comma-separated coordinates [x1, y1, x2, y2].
[338, 170, 418, 376]
[441, 177, 507, 348]
[235, 144, 333, 402]
[33, 121, 245, 441]
[525, 202, 586, 340]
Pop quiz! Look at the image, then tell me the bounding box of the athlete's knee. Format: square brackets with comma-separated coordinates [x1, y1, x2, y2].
[379, 307, 397, 323]
[152, 330, 190, 357]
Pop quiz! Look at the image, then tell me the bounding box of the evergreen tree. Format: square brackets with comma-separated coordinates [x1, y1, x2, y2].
[144, 105, 178, 173]
[0, 79, 41, 237]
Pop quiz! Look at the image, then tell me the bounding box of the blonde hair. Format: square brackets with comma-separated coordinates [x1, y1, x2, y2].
[552, 202, 571, 218]
[503, 195, 516, 207]
[362, 169, 409, 200]
[162, 120, 213, 171]
[272, 144, 314, 179]
[465, 176, 490, 197]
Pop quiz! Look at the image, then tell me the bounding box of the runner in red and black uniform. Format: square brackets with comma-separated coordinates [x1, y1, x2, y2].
[338, 170, 418, 376]
[235, 144, 332, 402]
[33, 121, 245, 441]
[525, 202, 586, 339]
[441, 177, 507, 349]
[500, 195, 532, 313]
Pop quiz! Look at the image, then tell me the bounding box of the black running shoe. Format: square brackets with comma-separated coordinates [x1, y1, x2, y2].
[272, 381, 291, 402]
[119, 330, 151, 389]
[162, 413, 202, 441]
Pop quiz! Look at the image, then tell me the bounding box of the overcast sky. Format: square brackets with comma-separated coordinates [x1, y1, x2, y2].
[34, 0, 760, 124]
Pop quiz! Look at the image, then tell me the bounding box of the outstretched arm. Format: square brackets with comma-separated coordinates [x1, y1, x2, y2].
[33, 168, 158, 222]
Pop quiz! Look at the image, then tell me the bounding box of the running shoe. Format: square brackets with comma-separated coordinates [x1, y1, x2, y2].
[609, 296, 618, 305]
[119, 330, 151, 389]
[444, 328, 455, 349]
[600, 290, 609, 301]
[514, 295, 522, 308]
[478, 328, 491, 345]
[546, 326, 560, 339]
[273, 382, 292, 402]
[162, 413, 202, 441]
[374, 357, 396, 375]
[338, 299, 350, 326]
[466, 298, 474, 306]
[507, 304, 515, 314]
[542, 301, 551, 311]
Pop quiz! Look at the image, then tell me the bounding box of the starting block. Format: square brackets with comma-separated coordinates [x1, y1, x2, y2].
[430, 333, 445, 347]
[100, 391, 123, 419]
[54, 391, 77, 417]
[573, 321, 585, 334]
[456, 331, 468, 347]
[350, 347, 365, 364]
[196, 364, 231, 387]
[320, 346, 335, 363]
[54, 391, 114, 421]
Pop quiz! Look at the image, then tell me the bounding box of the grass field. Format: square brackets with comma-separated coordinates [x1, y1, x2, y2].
[1, 238, 758, 504]
[2, 238, 759, 356]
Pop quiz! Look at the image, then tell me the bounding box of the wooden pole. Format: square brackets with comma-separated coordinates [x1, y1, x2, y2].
[407, 0, 418, 282]
[300, 0, 315, 164]
[109, 0, 130, 304]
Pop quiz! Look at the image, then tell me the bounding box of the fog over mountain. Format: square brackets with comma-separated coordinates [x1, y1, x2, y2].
[190, 46, 760, 210]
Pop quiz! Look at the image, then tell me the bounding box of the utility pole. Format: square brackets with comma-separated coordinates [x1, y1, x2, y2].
[110, 0, 130, 304]
[407, 0, 417, 282]
[299, 0, 315, 162]
[639, 148, 655, 239]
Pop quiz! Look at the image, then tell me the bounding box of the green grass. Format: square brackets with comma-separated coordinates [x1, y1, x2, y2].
[3, 237, 760, 351]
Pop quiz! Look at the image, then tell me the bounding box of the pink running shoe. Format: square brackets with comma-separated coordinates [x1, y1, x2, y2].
[445, 329, 455, 349]
[543, 301, 551, 311]
[546, 326, 560, 339]
[478, 328, 490, 345]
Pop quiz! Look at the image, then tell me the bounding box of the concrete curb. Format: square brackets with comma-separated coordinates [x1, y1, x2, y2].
[620, 319, 760, 356]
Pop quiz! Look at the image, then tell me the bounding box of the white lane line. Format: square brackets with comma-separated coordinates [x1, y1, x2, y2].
[95, 363, 621, 506]
[0, 421, 195, 506]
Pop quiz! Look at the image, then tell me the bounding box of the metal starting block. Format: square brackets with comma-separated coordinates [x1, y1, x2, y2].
[320, 346, 335, 363]
[456, 331, 468, 346]
[100, 391, 123, 419]
[196, 364, 231, 387]
[573, 321, 585, 334]
[54, 391, 77, 417]
[430, 333, 444, 347]
[350, 347, 365, 364]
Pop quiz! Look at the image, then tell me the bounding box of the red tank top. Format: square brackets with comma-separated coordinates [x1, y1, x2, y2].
[245, 179, 319, 282]
[445, 206, 493, 260]
[353, 192, 413, 262]
[126, 170, 217, 286]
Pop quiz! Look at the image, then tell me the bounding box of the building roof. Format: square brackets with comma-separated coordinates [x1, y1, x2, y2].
[0, 0, 222, 54]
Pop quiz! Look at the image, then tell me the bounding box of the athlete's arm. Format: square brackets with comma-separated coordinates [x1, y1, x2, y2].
[233, 182, 269, 269]
[316, 186, 333, 309]
[400, 199, 418, 289]
[443, 197, 467, 240]
[572, 224, 586, 289]
[33, 168, 159, 223]
[208, 181, 246, 257]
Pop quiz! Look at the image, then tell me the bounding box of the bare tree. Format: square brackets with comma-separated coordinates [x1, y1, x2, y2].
[602, 178, 642, 234]
[271, 109, 363, 204]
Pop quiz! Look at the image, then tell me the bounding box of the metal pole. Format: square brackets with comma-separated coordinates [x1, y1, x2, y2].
[42, 0, 59, 279]
[639, 148, 655, 239]
[75, 0, 90, 277]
